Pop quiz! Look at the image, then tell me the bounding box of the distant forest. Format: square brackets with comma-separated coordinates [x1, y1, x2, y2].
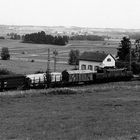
[4, 31, 106, 45]
[69, 35, 105, 41]
[22, 31, 105, 45]
[22, 31, 69, 45]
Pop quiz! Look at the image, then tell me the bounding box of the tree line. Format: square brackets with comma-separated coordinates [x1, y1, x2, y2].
[69, 35, 104, 41]
[22, 31, 69, 45]
[7, 33, 21, 40]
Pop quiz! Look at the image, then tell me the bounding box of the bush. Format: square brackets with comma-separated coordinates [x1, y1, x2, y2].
[0, 36, 5, 39]
[115, 61, 129, 69]
[43, 88, 78, 95]
[131, 62, 140, 74]
[21, 51, 26, 54]
[116, 61, 140, 74]
[31, 59, 35, 62]
[0, 68, 13, 75]
[1, 47, 10, 60]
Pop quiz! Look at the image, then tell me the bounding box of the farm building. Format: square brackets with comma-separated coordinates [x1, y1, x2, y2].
[79, 51, 116, 72]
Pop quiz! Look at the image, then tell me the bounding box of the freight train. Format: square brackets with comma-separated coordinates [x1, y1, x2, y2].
[61, 68, 133, 85]
[0, 68, 133, 91]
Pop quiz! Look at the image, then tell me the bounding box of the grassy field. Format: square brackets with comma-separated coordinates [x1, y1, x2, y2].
[0, 81, 140, 140]
[0, 39, 119, 74]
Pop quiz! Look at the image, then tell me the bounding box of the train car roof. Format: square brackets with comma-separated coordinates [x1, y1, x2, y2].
[26, 73, 46, 77]
[0, 74, 25, 79]
[106, 68, 127, 71]
[51, 72, 61, 75]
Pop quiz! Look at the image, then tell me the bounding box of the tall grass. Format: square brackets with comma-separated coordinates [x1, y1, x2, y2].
[0, 81, 140, 99]
[0, 88, 80, 98]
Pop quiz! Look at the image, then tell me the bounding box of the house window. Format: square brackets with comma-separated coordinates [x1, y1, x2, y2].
[88, 65, 93, 70]
[94, 66, 99, 71]
[107, 58, 111, 62]
[81, 64, 86, 70]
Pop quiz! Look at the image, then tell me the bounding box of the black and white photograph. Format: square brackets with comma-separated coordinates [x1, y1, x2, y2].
[0, 0, 140, 139]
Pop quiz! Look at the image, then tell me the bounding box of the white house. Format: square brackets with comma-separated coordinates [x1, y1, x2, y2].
[79, 51, 116, 72]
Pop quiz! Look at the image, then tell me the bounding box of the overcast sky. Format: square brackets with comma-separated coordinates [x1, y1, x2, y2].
[0, 0, 140, 29]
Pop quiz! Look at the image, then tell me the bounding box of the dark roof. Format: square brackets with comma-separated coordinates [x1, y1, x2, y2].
[0, 74, 25, 79]
[79, 51, 109, 62]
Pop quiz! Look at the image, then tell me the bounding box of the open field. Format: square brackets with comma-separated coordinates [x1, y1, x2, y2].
[0, 39, 119, 74]
[0, 81, 140, 140]
[0, 59, 74, 74]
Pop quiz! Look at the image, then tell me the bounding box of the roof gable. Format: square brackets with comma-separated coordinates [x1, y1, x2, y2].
[79, 51, 108, 62]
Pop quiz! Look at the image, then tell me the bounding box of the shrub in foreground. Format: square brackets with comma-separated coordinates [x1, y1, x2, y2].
[0, 68, 13, 75]
[131, 62, 140, 74]
[43, 88, 78, 95]
[1, 47, 10, 60]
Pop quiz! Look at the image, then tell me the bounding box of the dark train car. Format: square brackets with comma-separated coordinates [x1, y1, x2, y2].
[124, 70, 133, 80]
[62, 70, 94, 84]
[106, 68, 125, 81]
[93, 73, 108, 83]
[0, 74, 28, 91]
[94, 68, 133, 82]
[106, 68, 133, 81]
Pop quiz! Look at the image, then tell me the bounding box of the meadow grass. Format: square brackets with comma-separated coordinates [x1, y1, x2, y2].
[0, 81, 140, 139]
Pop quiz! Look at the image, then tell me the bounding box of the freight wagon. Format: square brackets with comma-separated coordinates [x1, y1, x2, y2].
[26, 73, 46, 88]
[0, 74, 28, 91]
[61, 68, 133, 85]
[95, 68, 133, 82]
[62, 70, 94, 85]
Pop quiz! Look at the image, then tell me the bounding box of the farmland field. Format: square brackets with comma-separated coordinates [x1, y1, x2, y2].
[0, 81, 140, 140]
[0, 39, 119, 74]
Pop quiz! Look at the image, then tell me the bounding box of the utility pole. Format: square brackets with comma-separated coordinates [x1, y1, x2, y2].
[135, 39, 140, 61]
[47, 48, 50, 73]
[53, 49, 58, 72]
[129, 42, 132, 71]
[46, 48, 51, 88]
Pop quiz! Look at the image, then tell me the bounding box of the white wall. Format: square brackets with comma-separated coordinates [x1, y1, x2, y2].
[79, 54, 116, 72]
[101, 54, 115, 67]
[79, 60, 101, 72]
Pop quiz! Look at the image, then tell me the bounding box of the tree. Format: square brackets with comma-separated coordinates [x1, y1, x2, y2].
[68, 49, 80, 65]
[134, 39, 140, 62]
[1, 47, 10, 60]
[117, 37, 131, 61]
